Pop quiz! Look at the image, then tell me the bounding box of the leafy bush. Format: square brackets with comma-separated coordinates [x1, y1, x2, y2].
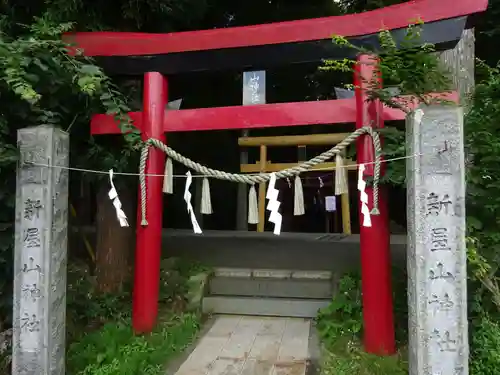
[317, 273, 408, 375]
[317, 273, 363, 346]
[66, 258, 205, 336]
[67, 313, 200, 375]
[64, 257, 205, 375]
[470, 313, 500, 375]
[465, 61, 500, 375]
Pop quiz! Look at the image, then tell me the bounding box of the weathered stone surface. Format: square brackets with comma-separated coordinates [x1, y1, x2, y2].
[406, 106, 468, 375]
[13, 126, 69, 375]
[186, 272, 210, 312]
[174, 316, 310, 375]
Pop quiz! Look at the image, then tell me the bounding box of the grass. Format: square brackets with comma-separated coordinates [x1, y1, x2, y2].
[67, 312, 201, 375]
[320, 336, 408, 375]
[317, 272, 409, 375]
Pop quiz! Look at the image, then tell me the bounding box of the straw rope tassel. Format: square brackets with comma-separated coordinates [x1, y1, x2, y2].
[248, 184, 259, 224]
[201, 177, 213, 215]
[335, 153, 348, 196]
[162, 158, 173, 194]
[293, 175, 305, 216]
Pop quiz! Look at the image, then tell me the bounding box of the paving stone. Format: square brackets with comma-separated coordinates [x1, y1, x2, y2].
[277, 319, 310, 363]
[174, 316, 311, 375]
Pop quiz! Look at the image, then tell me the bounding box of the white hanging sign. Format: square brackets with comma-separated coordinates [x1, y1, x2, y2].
[325, 196, 337, 212]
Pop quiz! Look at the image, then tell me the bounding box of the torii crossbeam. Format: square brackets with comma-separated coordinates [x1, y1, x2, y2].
[70, 0, 486, 355]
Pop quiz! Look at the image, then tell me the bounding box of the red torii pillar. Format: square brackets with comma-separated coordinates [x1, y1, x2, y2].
[354, 54, 395, 354]
[90, 91, 456, 340]
[132, 72, 168, 333]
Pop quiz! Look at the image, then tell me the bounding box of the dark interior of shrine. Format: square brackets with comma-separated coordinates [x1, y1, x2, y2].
[75, 63, 407, 234]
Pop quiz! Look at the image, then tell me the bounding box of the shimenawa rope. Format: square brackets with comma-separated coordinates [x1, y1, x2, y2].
[139, 126, 382, 226]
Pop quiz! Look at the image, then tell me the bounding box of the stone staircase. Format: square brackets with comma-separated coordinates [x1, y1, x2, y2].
[202, 268, 336, 318]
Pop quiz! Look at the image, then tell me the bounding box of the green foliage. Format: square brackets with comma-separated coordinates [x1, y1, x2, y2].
[463, 61, 500, 374]
[66, 258, 204, 332]
[321, 343, 408, 375]
[323, 22, 452, 113]
[316, 273, 363, 346]
[317, 273, 408, 375]
[0, 16, 140, 327]
[64, 258, 203, 375]
[470, 313, 500, 375]
[65, 261, 132, 339]
[67, 313, 200, 375]
[465, 61, 500, 311]
[323, 23, 452, 187]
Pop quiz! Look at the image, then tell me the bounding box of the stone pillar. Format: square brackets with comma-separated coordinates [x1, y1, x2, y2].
[406, 106, 468, 375]
[438, 29, 475, 106]
[12, 126, 69, 375]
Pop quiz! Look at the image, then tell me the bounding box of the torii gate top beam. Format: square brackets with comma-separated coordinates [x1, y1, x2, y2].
[90, 92, 459, 135]
[67, 0, 487, 75]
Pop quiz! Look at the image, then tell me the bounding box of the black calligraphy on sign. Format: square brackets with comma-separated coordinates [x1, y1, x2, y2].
[21, 313, 41, 332]
[428, 293, 454, 310]
[22, 283, 41, 302]
[23, 198, 42, 220]
[427, 193, 452, 216]
[23, 227, 41, 248]
[249, 73, 261, 104]
[429, 262, 454, 281]
[22, 257, 41, 274]
[430, 329, 457, 352]
[430, 228, 451, 252]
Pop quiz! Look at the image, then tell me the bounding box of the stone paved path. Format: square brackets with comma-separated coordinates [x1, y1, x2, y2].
[174, 315, 312, 375]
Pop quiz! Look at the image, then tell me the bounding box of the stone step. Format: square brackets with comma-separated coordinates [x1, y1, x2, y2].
[202, 296, 330, 318]
[209, 276, 332, 299]
[213, 268, 333, 280]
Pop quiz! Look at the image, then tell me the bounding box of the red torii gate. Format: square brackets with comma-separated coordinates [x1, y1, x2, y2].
[69, 0, 486, 355]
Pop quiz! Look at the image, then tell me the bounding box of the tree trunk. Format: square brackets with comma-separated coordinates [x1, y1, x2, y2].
[95, 184, 136, 293]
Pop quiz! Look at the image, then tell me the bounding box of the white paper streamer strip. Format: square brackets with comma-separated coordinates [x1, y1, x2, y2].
[108, 169, 129, 227]
[266, 173, 282, 235]
[248, 184, 259, 224]
[293, 176, 305, 216]
[335, 153, 348, 195]
[184, 171, 202, 234]
[200, 177, 213, 215]
[162, 158, 173, 194]
[357, 164, 372, 227]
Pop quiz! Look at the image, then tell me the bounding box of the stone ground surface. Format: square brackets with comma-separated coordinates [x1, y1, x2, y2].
[173, 315, 314, 375]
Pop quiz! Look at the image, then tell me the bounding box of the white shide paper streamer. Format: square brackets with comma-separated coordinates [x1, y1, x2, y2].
[293, 176, 305, 216]
[108, 169, 129, 227]
[266, 173, 282, 235]
[162, 158, 173, 194]
[248, 184, 259, 224]
[184, 171, 202, 234]
[200, 177, 213, 215]
[357, 164, 372, 227]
